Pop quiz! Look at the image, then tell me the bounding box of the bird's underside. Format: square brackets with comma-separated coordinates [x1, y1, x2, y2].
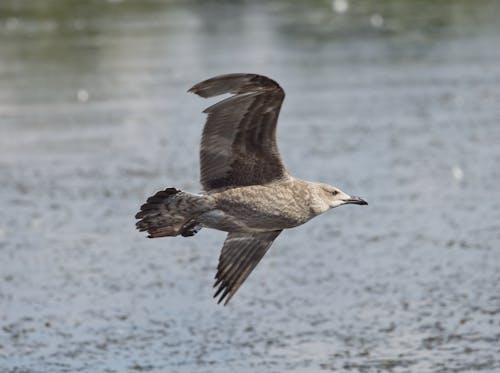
[136, 73, 368, 305]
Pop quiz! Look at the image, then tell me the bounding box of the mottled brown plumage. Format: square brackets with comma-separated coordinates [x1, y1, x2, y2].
[136, 73, 367, 305]
[189, 74, 288, 192]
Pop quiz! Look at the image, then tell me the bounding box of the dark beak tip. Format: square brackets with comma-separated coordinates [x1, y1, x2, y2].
[348, 196, 368, 206]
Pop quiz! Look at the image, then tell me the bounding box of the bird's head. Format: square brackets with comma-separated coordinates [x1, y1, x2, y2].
[316, 183, 368, 211]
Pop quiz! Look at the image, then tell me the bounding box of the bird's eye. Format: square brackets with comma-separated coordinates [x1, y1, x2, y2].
[332, 190, 338, 196]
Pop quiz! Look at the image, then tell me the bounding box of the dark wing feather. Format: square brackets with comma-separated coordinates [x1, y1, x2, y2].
[189, 73, 289, 192]
[213, 230, 282, 305]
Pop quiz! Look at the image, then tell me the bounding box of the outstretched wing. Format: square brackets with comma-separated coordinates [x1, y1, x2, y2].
[213, 230, 282, 305]
[189, 73, 289, 192]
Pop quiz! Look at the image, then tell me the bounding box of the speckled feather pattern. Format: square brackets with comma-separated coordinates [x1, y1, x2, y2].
[208, 179, 321, 231]
[136, 73, 366, 304]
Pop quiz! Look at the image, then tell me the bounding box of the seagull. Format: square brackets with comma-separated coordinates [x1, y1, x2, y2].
[136, 73, 367, 305]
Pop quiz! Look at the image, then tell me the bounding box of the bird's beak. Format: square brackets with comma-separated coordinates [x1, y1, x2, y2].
[343, 196, 368, 205]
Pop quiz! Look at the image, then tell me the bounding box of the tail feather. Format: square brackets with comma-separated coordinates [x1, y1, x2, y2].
[135, 188, 206, 238]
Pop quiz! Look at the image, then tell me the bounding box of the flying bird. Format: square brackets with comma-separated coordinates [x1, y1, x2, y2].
[135, 73, 367, 305]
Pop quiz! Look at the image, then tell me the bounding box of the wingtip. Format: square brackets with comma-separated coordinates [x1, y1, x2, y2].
[187, 83, 211, 98]
[223, 293, 234, 306]
[213, 285, 232, 305]
[187, 73, 282, 100]
[214, 292, 225, 305]
[187, 86, 198, 95]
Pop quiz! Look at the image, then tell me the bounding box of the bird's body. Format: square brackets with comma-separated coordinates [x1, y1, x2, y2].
[198, 178, 325, 233]
[136, 73, 367, 304]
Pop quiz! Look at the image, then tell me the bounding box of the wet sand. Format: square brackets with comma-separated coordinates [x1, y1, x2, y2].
[1, 1, 499, 371]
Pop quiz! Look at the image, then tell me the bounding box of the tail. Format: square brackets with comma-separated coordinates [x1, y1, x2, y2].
[135, 188, 208, 238]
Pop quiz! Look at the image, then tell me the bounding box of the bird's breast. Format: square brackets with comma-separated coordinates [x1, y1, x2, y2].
[207, 184, 316, 232]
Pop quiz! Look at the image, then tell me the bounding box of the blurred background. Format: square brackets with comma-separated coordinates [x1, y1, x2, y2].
[1, 0, 499, 371]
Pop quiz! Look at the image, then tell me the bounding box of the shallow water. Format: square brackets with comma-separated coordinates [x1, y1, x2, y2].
[1, 0, 500, 371]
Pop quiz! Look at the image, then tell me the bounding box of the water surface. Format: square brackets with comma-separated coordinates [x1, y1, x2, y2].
[1, 1, 499, 371]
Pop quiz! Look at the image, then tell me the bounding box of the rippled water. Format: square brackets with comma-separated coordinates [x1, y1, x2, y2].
[1, 1, 499, 371]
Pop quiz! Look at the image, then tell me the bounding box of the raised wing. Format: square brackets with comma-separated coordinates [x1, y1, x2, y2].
[213, 230, 282, 305]
[189, 73, 289, 192]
